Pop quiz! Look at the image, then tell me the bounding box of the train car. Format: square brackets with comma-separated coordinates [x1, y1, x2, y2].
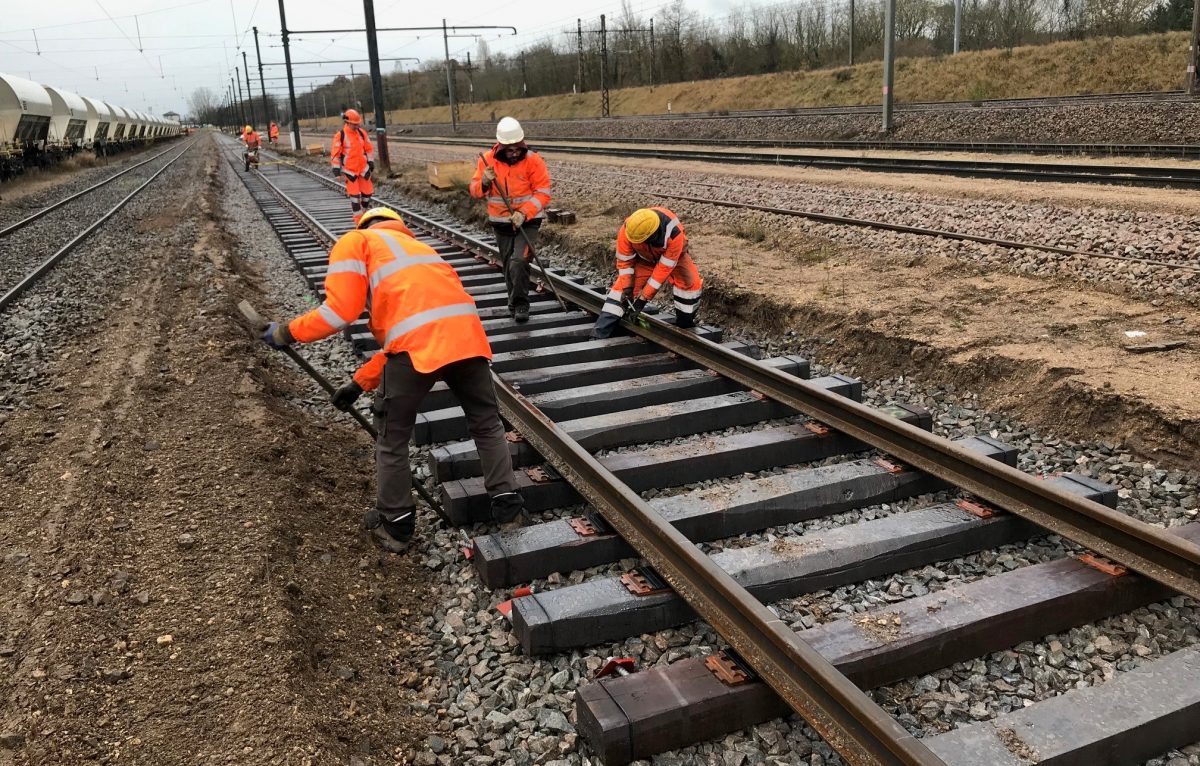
[109, 104, 131, 142]
[0, 72, 53, 179]
[44, 85, 90, 151]
[84, 97, 115, 145]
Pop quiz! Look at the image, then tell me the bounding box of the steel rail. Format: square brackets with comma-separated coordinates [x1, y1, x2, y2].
[642, 191, 1200, 274]
[494, 377, 946, 766]
[402, 133, 1200, 160]
[0, 139, 197, 313]
[391, 137, 1200, 189]
[267, 148, 1200, 599]
[0, 142, 182, 239]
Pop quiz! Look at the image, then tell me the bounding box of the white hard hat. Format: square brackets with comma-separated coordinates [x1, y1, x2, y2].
[496, 116, 524, 145]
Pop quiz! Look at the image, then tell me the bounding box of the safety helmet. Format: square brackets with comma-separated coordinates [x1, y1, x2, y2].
[496, 116, 524, 145]
[624, 208, 661, 244]
[357, 207, 403, 229]
[343, 108, 362, 125]
[244, 125, 253, 134]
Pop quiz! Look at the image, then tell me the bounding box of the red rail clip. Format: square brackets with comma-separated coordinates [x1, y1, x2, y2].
[955, 499, 997, 519]
[505, 430, 526, 443]
[1076, 553, 1128, 577]
[873, 457, 906, 474]
[705, 652, 751, 686]
[568, 516, 600, 537]
[460, 531, 475, 561]
[496, 585, 536, 620]
[594, 657, 637, 679]
[804, 421, 831, 437]
[619, 569, 672, 597]
[525, 466, 555, 483]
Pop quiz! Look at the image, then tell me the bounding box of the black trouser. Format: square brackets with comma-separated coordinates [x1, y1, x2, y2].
[375, 353, 517, 533]
[492, 221, 541, 312]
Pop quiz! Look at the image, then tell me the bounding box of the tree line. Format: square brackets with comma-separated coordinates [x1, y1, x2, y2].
[192, 0, 1193, 124]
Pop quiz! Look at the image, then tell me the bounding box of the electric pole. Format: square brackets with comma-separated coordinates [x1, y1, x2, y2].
[849, 0, 855, 65]
[600, 14, 610, 118]
[363, 0, 390, 169]
[242, 51, 256, 127]
[649, 18, 655, 88]
[234, 68, 246, 125]
[277, 0, 302, 149]
[953, 0, 962, 54]
[577, 19, 585, 94]
[253, 26, 270, 121]
[521, 52, 527, 97]
[1189, 0, 1200, 94]
[442, 19, 459, 131]
[882, 0, 896, 132]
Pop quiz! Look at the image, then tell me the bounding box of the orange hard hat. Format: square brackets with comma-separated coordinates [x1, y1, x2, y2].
[343, 109, 362, 125]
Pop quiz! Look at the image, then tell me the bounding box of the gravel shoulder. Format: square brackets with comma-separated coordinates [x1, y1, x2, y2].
[0, 134, 426, 766]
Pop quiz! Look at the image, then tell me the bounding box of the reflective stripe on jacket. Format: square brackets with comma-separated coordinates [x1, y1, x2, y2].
[286, 220, 491, 386]
[242, 131, 261, 149]
[469, 148, 552, 224]
[331, 125, 373, 175]
[616, 206, 687, 302]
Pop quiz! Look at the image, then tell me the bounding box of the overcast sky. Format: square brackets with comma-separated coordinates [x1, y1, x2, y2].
[0, 0, 746, 116]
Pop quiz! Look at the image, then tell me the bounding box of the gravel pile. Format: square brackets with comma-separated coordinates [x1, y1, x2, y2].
[0, 146, 199, 416]
[247, 162, 1200, 765]
[403, 99, 1200, 146]
[0, 145, 188, 298]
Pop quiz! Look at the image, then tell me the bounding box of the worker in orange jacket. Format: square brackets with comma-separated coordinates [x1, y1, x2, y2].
[241, 125, 261, 148]
[591, 206, 704, 339]
[261, 208, 526, 550]
[331, 109, 375, 223]
[268, 121, 279, 145]
[469, 117, 552, 323]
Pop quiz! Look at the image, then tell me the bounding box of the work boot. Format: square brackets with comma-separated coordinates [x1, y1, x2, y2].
[514, 305, 529, 324]
[364, 509, 413, 553]
[642, 303, 661, 315]
[490, 491, 526, 527]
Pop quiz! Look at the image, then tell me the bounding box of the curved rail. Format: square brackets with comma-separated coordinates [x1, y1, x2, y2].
[0, 139, 195, 313]
[0, 141, 182, 239]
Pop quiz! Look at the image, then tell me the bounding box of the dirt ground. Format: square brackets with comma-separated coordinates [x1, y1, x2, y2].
[0, 139, 425, 765]
[378, 140, 1200, 466]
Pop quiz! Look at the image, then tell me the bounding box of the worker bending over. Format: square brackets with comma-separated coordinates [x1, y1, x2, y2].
[469, 117, 552, 323]
[261, 208, 526, 551]
[241, 125, 261, 149]
[591, 206, 704, 339]
[331, 109, 375, 223]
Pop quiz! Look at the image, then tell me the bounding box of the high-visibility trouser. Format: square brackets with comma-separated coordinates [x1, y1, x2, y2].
[592, 251, 703, 338]
[343, 174, 374, 199]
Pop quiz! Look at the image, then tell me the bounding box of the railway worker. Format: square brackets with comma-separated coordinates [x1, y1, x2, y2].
[241, 125, 261, 150]
[269, 121, 279, 145]
[260, 208, 526, 551]
[330, 109, 375, 224]
[468, 117, 552, 324]
[590, 206, 704, 339]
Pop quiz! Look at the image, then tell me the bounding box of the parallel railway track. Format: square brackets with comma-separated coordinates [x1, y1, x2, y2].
[0, 139, 194, 312]
[222, 135, 1200, 766]
[391, 136, 1200, 190]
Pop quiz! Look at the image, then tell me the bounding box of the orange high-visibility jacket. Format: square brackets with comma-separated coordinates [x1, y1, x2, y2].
[469, 148, 552, 224]
[331, 125, 373, 176]
[616, 206, 688, 301]
[242, 131, 261, 149]
[269, 123, 279, 139]
[287, 220, 491, 389]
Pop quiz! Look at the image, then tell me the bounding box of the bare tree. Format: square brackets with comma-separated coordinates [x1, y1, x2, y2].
[187, 87, 220, 123]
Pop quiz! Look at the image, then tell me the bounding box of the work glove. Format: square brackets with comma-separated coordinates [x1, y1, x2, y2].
[261, 322, 293, 350]
[510, 210, 526, 228]
[482, 165, 497, 184]
[331, 381, 364, 412]
[330, 166, 342, 178]
[363, 160, 374, 180]
[626, 297, 648, 319]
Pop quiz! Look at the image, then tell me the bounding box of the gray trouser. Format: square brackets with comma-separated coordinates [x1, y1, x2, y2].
[493, 221, 541, 311]
[376, 353, 517, 530]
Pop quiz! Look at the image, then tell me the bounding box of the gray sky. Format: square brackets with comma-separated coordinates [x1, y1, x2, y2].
[0, 0, 744, 116]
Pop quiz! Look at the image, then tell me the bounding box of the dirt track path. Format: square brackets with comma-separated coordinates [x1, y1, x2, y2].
[0, 137, 424, 766]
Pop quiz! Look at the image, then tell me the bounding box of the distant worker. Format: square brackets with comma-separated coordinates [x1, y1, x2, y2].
[590, 206, 704, 339]
[260, 208, 526, 550]
[330, 109, 375, 223]
[269, 121, 280, 145]
[469, 117, 552, 323]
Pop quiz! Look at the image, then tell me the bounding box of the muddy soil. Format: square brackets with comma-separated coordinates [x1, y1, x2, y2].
[0, 136, 425, 765]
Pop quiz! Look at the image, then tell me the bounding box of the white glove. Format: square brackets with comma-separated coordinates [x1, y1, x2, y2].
[510, 210, 526, 228]
[482, 166, 497, 184]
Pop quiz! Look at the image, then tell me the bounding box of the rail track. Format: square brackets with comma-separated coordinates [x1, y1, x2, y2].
[398, 88, 1191, 129]
[0, 138, 195, 312]
[221, 135, 1200, 766]
[391, 136, 1200, 190]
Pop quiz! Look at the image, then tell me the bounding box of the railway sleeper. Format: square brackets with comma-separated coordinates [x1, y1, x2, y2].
[576, 520, 1198, 765]
[511, 472, 1112, 654]
[413, 353, 803, 446]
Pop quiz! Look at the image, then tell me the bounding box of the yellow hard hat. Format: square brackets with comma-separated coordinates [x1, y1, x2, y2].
[357, 207, 403, 229]
[624, 208, 660, 244]
[244, 125, 253, 134]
